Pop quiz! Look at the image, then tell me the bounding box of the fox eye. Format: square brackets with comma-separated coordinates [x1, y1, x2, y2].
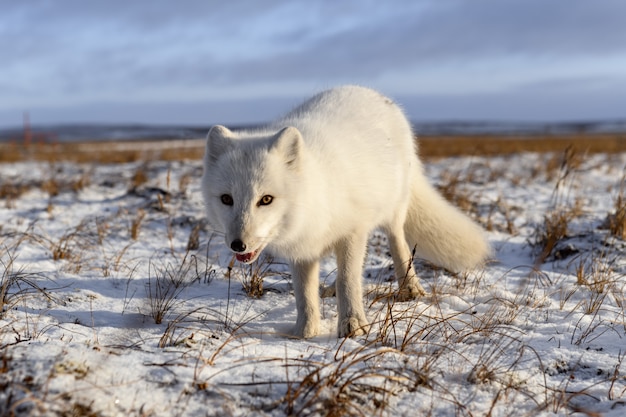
[220, 194, 233, 206]
[258, 195, 273, 206]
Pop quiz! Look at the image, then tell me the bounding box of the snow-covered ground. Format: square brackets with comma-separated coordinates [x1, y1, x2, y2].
[1, 151, 625, 416]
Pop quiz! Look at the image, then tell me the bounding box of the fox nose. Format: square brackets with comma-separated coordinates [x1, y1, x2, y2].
[230, 239, 247, 253]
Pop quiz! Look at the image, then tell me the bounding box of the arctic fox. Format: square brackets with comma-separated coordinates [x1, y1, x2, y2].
[201, 85, 490, 338]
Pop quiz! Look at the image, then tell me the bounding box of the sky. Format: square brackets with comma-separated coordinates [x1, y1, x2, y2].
[1, 0, 626, 128]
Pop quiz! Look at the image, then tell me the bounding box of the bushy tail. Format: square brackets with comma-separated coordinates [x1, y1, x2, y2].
[404, 166, 491, 272]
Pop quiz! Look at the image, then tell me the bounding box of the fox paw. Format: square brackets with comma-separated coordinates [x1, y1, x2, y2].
[396, 282, 427, 302]
[292, 319, 320, 339]
[338, 317, 370, 338]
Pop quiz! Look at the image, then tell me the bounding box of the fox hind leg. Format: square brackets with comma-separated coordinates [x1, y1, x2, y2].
[385, 221, 426, 301]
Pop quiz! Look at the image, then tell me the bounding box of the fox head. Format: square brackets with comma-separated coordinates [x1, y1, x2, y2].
[201, 125, 305, 263]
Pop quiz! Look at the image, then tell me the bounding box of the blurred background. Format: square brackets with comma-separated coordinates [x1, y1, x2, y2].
[1, 0, 626, 141]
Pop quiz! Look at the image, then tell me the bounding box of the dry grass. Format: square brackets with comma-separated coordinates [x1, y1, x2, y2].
[531, 148, 587, 265]
[282, 343, 425, 416]
[0, 182, 31, 209]
[418, 133, 626, 158]
[230, 255, 281, 299]
[1, 136, 625, 416]
[604, 176, 626, 239]
[0, 248, 50, 321]
[130, 209, 146, 240]
[1, 133, 625, 163]
[145, 252, 202, 325]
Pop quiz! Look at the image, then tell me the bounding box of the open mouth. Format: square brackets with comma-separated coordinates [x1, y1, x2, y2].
[235, 250, 260, 264]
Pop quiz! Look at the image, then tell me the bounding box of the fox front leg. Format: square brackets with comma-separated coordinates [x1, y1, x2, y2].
[291, 260, 321, 338]
[335, 233, 370, 337]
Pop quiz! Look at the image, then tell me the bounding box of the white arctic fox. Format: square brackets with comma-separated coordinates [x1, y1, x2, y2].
[201, 85, 490, 338]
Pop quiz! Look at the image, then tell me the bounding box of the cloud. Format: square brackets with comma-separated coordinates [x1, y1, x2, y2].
[416, 1, 626, 57]
[1, 0, 626, 125]
[224, 0, 626, 85]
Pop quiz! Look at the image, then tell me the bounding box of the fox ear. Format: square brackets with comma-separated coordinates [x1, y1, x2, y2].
[270, 126, 303, 168]
[205, 125, 234, 162]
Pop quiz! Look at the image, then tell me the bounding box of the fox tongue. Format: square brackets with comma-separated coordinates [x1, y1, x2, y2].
[235, 251, 256, 263]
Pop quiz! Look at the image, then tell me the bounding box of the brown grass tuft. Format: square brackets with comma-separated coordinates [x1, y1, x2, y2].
[130, 209, 146, 240]
[532, 148, 586, 265]
[0, 183, 31, 208]
[605, 176, 626, 239]
[233, 255, 279, 299]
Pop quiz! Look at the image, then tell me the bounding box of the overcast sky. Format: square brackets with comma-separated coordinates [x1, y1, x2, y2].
[1, 0, 625, 128]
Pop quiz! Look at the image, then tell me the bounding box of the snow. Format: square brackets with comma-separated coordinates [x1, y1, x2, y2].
[1, 152, 625, 416]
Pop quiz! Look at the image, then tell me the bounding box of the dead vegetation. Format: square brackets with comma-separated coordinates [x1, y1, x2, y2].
[1, 133, 626, 163]
[531, 148, 588, 265]
[604, 175, 626, 239]
[0, 143, 625, 416]
[0, 248, 51, 322]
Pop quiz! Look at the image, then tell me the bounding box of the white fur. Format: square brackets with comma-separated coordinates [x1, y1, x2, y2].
[201, 85, 490, 338]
